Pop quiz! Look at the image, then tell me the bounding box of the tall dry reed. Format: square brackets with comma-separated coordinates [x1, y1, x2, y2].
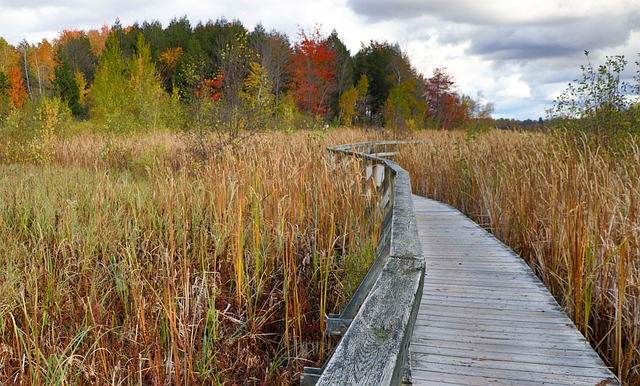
[399, 129, 640, 384]
[0, 128, 381, 384]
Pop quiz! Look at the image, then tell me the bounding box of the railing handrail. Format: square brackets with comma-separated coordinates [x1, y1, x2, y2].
[303, 141, 425, 385]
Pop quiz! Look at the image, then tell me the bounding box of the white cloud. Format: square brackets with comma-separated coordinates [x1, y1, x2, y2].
[496, 75, 532, 99]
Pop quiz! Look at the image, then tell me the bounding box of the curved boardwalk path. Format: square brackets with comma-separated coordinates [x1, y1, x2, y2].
[409, 195, 619, 385]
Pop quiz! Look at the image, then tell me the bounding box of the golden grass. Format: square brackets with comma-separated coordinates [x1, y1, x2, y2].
[0, 128, 382, 384]
[399, 129, 640, 384]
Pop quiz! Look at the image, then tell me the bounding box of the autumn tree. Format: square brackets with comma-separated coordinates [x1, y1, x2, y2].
[128, 33, 168, 129]
[241, 61, 274, 124]
[89, 32, 172, 132]
[339, 85, 358, 125]
[29, 40, 58, 100]
[86, 24, 110, 58]
[340, 73, 369, 126]
[89, 35, 133, 129]
[354, 74, 370, 123]
[7, 67, 28, 110]
[0, 38, 18, 118]
[384, 76, 426, 131]
[287, 26, 337, 119]
[158, 46, 183, 89]
[423, 67, 468, 129]
[0, 38, 20, 72]
[353, 41, 426, 128]
[18, 40, 33, 100]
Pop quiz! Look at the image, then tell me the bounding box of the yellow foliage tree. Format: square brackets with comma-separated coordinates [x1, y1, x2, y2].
[339, 85, 358, 125]
[242, 61, 274, 115]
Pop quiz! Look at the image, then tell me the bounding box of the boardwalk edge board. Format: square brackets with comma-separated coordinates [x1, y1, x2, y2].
[302, 141, 425, 386]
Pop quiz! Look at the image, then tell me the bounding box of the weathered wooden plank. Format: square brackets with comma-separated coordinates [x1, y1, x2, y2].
[414, 328, 600, 347]
[418, 307, 572, 325]
[411, 344, 610, 369]
[419, 290, 553, 303]
[425, 282, 548, 298]
[419, 312, 577, 327]
[410, 368, 615, 386]
[417, 299, 562, 313]
[412, 361, 614, 384]
[415, 319, 591, 340]
[410, 195, 619, 385]
[421, 278, 550, 290]
[420, 352, 614, 378]
[412, 340, 608, 365]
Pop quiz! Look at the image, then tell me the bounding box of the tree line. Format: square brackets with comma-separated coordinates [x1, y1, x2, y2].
[0, 17, 494, 140]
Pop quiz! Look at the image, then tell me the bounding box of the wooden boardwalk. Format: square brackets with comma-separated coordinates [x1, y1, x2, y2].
[409, 195, 619, 385]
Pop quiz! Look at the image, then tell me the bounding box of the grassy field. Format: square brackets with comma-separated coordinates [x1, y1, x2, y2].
[399, 129, 640, 385]
[3, 126, 638, 385]
[0, 128, 383, 385]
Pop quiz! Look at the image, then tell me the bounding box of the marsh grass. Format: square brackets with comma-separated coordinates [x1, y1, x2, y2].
[399, 129, 640, 384]
[0, 128, 382, 384]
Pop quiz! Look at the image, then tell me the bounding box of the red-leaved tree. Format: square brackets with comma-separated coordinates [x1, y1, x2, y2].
[287, 26, 336, 118]
[423, 67, 468, 129]
[195, 71, 224, 101]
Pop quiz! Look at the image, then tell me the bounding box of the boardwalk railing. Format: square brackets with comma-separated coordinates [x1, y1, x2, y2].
[302, 141, 425, 385]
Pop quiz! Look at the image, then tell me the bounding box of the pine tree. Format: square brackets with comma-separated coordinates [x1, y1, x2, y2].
[54, 59, 83, 116]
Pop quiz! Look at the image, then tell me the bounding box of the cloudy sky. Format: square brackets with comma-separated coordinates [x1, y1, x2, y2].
[2, 0, 639, 119]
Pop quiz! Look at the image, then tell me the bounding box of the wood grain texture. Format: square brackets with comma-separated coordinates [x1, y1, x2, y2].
[315, 143, 425, 386]
[410, 195, 619, 385]
[317, 256, 423, 385]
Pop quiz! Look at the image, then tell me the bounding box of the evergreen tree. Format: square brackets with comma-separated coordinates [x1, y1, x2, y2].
[54, 59, 83, 116]
[354, 41, 397, 119]
[57, 30, 98, 84]
[0, 70, 10, 119]
[0, 70, 9, 93]
[141, 20, 168, 59]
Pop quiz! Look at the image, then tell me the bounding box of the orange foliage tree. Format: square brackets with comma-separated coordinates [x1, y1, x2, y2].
[7, 67, 28, 109]
[287, 26, 336, 118]
[30, 40, 58, 98]
[87, 24, 110, 58]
